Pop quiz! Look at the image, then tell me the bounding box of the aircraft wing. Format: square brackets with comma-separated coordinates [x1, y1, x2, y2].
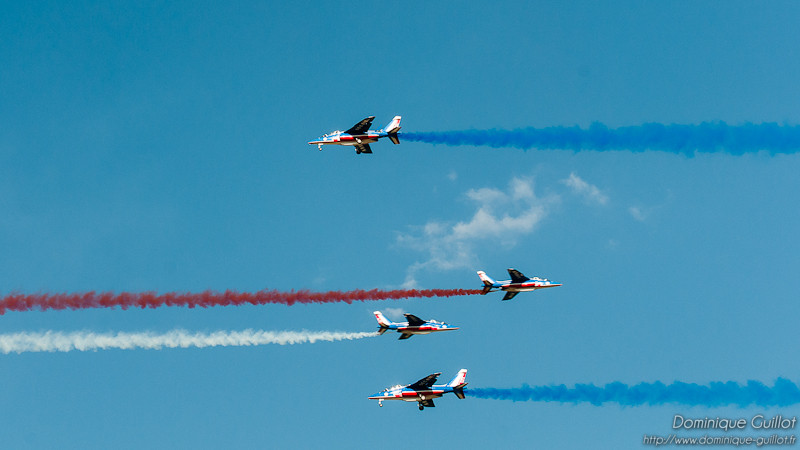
[345, 116, 375, 135]
[507, 268, 530, 284]
[408, 373, 441, 391]
[398, 333, 413, 340]
[420, 399, 436, 408]
[355, 143, 372, 154]
[403, 313, 426, 327]
[502, 291, 520, 301]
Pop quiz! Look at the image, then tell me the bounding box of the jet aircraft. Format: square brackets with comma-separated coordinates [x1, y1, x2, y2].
[373, 311, 459, 340]
[368, 369, 468, 410]
[478, 268, 562, 300]
[308, 115, 401, 154]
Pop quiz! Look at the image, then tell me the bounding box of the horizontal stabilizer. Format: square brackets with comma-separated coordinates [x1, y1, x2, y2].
[377, 326, 388, 335]
[453, 384, 467, 399]
[389, 133, 400, 145]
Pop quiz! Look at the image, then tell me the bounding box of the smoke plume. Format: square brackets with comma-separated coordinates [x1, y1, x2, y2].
[403, 122, 800, 155]
[0, 288, 481, 314]
[467, 378, 800, 407]
[0, 329, 378, 353]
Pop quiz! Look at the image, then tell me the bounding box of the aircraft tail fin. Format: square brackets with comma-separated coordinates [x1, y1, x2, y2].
[373, 311, 392, 327]
[384, 116, 401, 144]
[383, 116, 401, 134]
[447, 369, 468, 388]
[477, 271, 495, 287]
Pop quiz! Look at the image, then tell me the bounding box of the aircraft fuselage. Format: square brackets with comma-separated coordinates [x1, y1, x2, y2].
[392, 325, 457, 335]
[497, 279, 562, 292]
[368, 387, 448, 402]
[369, 369, 467, 409]
[374, 311, 458, 339]
[308, 132, 381, 147]
[309, 116, 402, 154]
[478, 269, 562, 300]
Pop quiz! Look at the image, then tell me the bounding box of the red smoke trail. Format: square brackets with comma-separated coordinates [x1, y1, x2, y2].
[0, 288, 482, 315]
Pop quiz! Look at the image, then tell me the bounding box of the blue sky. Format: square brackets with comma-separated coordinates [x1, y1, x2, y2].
[2, 1, 800, 448]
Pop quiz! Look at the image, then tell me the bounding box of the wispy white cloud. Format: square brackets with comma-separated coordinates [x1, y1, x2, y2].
[629, 206, 647, 222]
[382, 307, 406, 320]
[465, 186, 507, 205]
[562, 172, 609, 205]
[397, 177, 554, 287]
[628, 190, 673, 223]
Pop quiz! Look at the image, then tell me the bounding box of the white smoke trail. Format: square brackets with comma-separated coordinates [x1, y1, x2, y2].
[0, 329, 379, 354]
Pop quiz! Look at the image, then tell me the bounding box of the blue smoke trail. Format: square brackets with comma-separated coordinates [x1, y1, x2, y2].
[467, 378, 800, 407]
[402, 122, 800, 155]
